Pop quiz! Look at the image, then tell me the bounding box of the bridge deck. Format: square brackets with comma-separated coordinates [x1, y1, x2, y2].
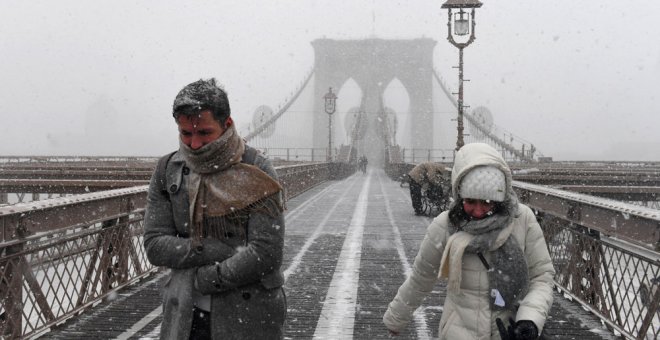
[41, 169, 617, 339]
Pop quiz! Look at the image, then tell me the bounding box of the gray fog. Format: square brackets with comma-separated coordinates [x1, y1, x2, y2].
[1, 0, 659, 161]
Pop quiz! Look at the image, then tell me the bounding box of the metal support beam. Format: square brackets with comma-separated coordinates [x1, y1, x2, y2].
[0, 186, 148, 242]
[513, 181, 660, 250]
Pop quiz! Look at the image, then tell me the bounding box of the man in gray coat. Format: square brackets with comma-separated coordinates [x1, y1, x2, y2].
[144, 78, 286, 339]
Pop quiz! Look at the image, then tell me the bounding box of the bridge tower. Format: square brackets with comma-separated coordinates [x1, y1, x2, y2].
[312, 38, 437, 165]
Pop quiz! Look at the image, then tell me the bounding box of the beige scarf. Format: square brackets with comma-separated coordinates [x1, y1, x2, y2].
[438, 198, 529, 312]
[438, 222, 513, 293]
[179, 124, 283, 242]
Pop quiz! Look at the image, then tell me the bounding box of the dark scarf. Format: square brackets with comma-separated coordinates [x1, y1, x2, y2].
[439, 196, 529, 312]
[179, 125, 283, 242]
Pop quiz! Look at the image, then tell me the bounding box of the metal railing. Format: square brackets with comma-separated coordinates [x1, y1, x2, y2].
[400, 148, 456, 163]
[399, 147, 541, 164]
[0, 210, 151, 339]
[515, 181, 660, 339]
[384, 163, 660, 339]
[258, 148, 336, 163]
[0, 156, 159, 164]
[543, 220, 659, 339]
[0, 162, 350, 339]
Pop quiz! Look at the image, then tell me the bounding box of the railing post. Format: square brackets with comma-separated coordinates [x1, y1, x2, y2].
[655, 221, 660, 251]
[101, 219, 118, 291]
[0, 219, 26, 338]
[116, 215, 131, 285]
[287, 148, 290, 162]
[117, 198, 137, 285]
[427, 149, 431, 162]
[1, 246, 22, 338]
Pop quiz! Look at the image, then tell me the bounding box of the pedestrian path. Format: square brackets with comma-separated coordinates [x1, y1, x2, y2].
[41, 169, 616, 339]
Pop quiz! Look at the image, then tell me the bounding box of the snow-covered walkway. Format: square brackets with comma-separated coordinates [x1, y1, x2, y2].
[41, 169, 616, 339]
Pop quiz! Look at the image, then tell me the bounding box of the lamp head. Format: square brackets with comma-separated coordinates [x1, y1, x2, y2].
[323, 87, 337, 115]
[442, 0, 482, 46]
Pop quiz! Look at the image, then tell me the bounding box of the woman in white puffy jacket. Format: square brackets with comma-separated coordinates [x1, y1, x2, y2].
[383, 143, 555, 340]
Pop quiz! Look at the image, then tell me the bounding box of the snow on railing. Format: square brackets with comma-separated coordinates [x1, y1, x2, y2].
[0, 162, 341, 338]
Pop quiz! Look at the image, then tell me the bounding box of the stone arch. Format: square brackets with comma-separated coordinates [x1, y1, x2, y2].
[312, 38, 436, 153]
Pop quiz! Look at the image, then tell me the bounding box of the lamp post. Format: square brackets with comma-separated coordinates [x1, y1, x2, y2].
[441, 0, 482, 151]
[323, 87, 337, 161]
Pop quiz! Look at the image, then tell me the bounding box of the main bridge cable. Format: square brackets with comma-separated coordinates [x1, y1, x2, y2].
[432, 69, 537, 162]
[244, 68, 316, 142]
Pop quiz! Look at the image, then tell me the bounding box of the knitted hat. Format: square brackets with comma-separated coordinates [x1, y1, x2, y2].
[459, 166, 506, 202]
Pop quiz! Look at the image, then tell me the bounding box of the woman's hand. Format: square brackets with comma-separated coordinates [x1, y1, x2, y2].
[388, 329, 399, 337]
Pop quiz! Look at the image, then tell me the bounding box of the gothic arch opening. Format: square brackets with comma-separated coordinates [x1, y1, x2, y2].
[336, 78, 363, 146]
[382, 77, 410, 148]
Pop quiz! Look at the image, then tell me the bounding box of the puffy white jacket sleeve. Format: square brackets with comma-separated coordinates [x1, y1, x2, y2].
[383, 214, 448, 333]
[515, 205, 556, 332]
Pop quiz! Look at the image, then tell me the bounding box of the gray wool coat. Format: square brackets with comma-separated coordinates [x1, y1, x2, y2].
[143, 146, 286, 340]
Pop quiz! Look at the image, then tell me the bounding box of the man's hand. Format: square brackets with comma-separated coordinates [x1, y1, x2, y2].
[387, 329, 399, 337]
[194, 263, 227, 294]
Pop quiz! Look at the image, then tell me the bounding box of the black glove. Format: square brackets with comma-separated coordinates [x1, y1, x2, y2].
[496, 318, 538, 340]
[512, 320, 538, 340]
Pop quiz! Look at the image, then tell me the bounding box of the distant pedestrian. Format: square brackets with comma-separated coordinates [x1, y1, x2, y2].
[384, 143, 555, 339]
[358, 155, 368, 174]
[144, 78, 286, 339]
[407, 162, 446, 215]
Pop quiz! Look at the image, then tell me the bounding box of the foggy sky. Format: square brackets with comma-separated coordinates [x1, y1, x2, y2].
[1, 0, 659, 161]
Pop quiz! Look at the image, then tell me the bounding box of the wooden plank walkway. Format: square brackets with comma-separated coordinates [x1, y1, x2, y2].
[41, 169, 617, 339]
